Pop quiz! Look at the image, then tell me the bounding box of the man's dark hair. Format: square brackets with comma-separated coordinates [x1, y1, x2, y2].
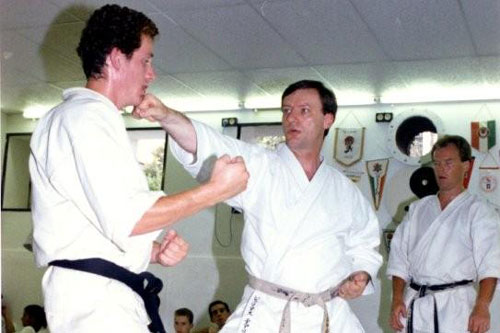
[208, 300, 230, 320]
[431, 135, 472, 162]
[24, 305, 47, 331]
[281, 80, 337, 136]
[77, 4, 159, 79]
[175, 308, 194, 324]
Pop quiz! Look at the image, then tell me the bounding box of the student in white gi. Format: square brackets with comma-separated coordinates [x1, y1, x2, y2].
[133, 80, 383, 332]
[29, 5, 249, 333]
[387, 135, 500, 333]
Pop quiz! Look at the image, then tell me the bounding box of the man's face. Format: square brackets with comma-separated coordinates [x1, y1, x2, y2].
[209, 304, 230, 328]
[281, 88, 334, 154]
[432, 144, 469, 192]
[174, 315, 193, 333]
[119, 34, 156, 108]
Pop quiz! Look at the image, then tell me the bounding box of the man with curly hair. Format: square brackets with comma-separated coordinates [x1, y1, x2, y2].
[29, 5, 248, 333]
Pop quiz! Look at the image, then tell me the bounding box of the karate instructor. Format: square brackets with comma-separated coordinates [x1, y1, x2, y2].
[134, 80, 383, 332]
[29, 5, 248, 333]
[387, 135, 500, 333]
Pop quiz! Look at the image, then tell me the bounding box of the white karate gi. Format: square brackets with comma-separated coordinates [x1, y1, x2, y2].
[387, 192, 500, 333]
[171, 121, 382, 332]
[29, 88, 164, 332]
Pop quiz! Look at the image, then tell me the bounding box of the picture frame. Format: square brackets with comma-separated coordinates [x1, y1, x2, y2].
[1, 133, 32, 211]
[236, 122, 284, 149]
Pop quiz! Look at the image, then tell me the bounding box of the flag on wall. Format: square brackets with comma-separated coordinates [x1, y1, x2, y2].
[471, 120, 496, 152]
[334, 128, 365, 166]
[366, 158, 389, 210]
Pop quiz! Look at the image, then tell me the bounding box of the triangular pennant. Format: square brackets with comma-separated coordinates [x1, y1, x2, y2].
[366, 158, 389, 210]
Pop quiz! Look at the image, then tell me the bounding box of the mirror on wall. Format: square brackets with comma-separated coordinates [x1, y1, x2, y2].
[1, 133, 32, 211]
[386, 110, 443, 166]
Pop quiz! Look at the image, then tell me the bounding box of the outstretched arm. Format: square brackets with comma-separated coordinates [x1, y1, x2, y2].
[132, 155, 249, 235]
[468, 277, 497, 333]
[133, 94, 197, 154]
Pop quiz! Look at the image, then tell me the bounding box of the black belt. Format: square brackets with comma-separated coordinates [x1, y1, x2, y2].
[49, 258, 165, 333]
[407, 279, 473, 333]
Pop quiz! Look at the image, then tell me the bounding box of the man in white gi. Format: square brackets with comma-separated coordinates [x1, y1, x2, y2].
[133, 80, 383, 332]
[387, 135, 500, 333]
[29, 5, 248, 333]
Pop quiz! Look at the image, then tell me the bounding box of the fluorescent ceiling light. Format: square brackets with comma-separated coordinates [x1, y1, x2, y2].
[23, 105, 51, 119]
[380, 83, 500, 104]
[335, 90, 377, 106]
[160, 96, 241, 112]
[244, 96, 281, 110]
[244, 91, 376, 110]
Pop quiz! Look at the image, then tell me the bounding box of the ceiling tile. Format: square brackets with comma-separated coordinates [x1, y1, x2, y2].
[1, 83, 63, 113]
[47, 0, 159, 21]
[171, 70, 257, 100]
[169, 3, 306, 69]
[351, 0, 475, 60]
[1, 0, 78, 30]
[461, 0, 500, 55]
[149, 13, 232, 74]
[16, 22, 85, 65]
[244, 67, 324, 96]
[248, 0, 387, 64]
[148, 0, 246, 12]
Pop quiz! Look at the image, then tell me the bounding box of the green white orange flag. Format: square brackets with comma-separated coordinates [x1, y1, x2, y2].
[471, 120, 496, 152]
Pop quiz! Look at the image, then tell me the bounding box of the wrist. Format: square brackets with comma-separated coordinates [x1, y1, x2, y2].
[474, 300, 490, 308]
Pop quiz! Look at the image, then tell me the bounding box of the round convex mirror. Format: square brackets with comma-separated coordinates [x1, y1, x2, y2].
[387, 110, 444, 165]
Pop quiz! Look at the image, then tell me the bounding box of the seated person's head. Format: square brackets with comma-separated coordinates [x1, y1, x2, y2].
[174, 308, 194, 333]
[208, 300, 231, 328]
[21, 305, 47, 331]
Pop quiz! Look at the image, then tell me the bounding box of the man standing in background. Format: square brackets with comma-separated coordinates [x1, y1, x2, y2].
[29, 5, 248, 333]
[387, 135, 500, 333]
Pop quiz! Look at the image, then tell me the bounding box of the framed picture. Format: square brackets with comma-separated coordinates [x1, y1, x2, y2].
[236, 122, 284, 149]
[127, 128, 168, 191]
[1, 133, 32, 211]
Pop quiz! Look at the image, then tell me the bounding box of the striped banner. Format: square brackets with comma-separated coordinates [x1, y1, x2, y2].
[471, 120, 496, 152]
[366, 158, 389, 210]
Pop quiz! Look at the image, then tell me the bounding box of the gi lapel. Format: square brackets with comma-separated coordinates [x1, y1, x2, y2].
[410, 192, 470, 270]
[261, 146, 329, 280]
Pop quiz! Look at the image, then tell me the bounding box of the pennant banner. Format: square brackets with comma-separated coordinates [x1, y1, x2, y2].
[471, 120, 496, 152]
[334, 128, 365, 166]
[366, 158, 389, 210]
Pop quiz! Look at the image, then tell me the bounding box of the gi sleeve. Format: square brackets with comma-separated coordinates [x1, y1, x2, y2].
[386, 208, 412, 282]
[345, 186, 383, 295]
[170, 119, 266, 211]
[470, 203, 500, 288]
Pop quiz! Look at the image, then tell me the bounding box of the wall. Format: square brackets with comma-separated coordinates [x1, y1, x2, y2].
[1, 101, 499, 332]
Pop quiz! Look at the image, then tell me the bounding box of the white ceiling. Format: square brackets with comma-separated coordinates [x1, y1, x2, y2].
[1, 0, 499, 114]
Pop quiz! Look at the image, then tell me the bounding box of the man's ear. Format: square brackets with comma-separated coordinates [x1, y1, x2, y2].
[324, 112, 335, 130]
[108, 47, 124, 71]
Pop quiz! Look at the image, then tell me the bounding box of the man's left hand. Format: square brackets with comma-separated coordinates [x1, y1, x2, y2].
[339, 271, 370, 299]
[468, 303, 490, 333]
[153, 230, 189, 266]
